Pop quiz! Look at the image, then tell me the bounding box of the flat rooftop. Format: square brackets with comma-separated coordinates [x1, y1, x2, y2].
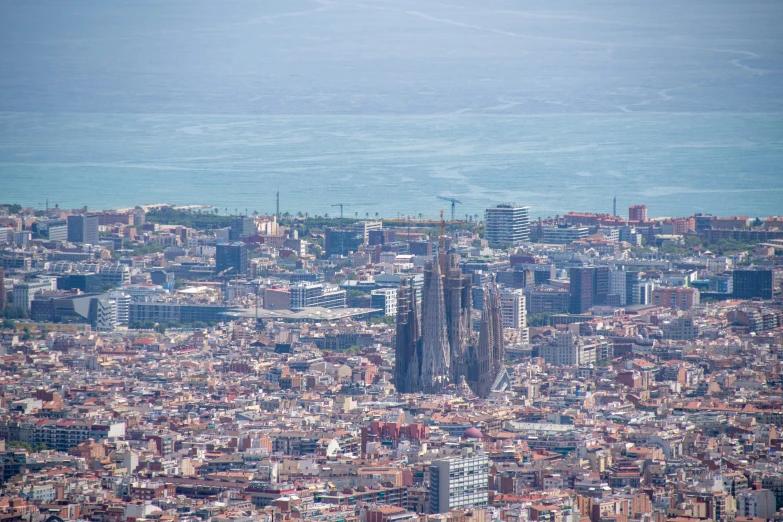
[226, 306, 382, 322]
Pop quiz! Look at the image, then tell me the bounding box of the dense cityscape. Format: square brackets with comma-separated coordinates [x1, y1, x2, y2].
[0, 201, 781, 522]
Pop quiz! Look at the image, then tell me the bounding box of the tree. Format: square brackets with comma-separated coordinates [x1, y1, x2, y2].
[1, 305, 28, 319]
[0, 203, 22, 215]
[154, 324, 167, 335]
[101, 281, 119, 292]
[659, 243, 687, 255]
[527, 312, 561, 327]
[7, 441, 33, 452]
[709, 238, 754, 255]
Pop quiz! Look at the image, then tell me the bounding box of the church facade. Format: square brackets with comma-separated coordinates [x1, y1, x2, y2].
[394, 253, 505, 398]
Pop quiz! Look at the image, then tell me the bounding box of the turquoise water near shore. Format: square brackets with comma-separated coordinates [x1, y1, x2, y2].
[1, 0, 781, 217]
[1, 112, 782, 218]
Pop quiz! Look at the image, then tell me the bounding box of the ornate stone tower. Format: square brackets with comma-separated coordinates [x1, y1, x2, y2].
[488, 278, 505, 377]
[467, 277, 505, 398]
[394, 279, 421, 393]
[420, 258, 451, 394]
[443, 253, 473, 384]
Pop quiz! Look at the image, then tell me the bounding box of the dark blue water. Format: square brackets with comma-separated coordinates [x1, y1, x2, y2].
[1, 0, 781, 218]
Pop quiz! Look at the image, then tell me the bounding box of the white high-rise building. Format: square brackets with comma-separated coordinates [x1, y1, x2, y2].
[12, 278, 57, 312]
[500, 288, 526, 330]
[108, 291, 131, 326]
[371, 288, 397, 317]
[484, 205, 530, 246]
[633, 281, 655, 305]
[429, 453, 489, 514]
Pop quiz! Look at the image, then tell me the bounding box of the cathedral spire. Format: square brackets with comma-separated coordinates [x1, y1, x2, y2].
[488, 276, 504, 376]
[395, 279, 421, 393]
[420, 259, 450, 393]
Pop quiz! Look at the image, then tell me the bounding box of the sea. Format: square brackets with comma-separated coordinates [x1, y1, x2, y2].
[1, 0, 782, 219]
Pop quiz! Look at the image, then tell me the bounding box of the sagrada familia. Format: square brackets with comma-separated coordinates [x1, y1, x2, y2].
[394, 252, 507, 398]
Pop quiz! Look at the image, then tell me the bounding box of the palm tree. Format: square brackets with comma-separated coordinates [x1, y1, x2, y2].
[366, 212, 369, 218]
[375, 212, 379, 218]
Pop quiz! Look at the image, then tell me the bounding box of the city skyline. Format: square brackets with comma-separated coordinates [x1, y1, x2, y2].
[1, 0, 782, 517]
[1, 198, 782, 519]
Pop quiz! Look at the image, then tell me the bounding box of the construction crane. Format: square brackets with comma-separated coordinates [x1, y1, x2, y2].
[331, 203, 350, 222]
[437, 196, 462, 223]
[331, 203, 351, 255]
[437, 196, 462, 239]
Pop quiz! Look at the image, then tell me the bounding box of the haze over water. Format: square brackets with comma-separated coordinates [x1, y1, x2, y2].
[1, 0, 782, 218]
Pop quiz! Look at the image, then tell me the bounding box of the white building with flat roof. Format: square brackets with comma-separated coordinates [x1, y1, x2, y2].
[290, 282, 346, 311]
[12, 277, 57, 312]
[429, 453, 489, 514]
[500, 288, 526, 330]
[485, 205, 529, 246]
